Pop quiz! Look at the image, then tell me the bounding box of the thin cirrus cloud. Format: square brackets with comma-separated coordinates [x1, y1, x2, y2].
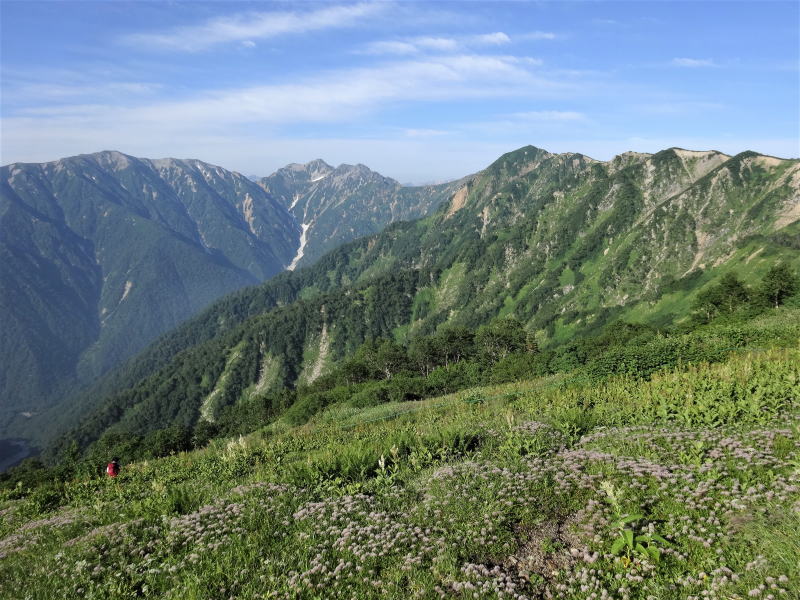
[517, 31, 559, 41]
[473, 32, 512, 45]
[2, 52, 581, 170]
[403, 128, 451, 138]
[462, 110, 589, 137]
[6, 54, 573, 139]
[671, 58, 717, 68]
[3, 80, 161, 103]
[121, 3, 383, 52]
[361, 31, 513, 55]
[637, 101, 726, 115]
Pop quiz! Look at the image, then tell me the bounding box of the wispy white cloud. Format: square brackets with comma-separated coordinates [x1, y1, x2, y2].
[2, 64, 164, 105]
[414, 37, 460, 52]
[404, 128, 451, 138]
[364, 40, 419, 55]
[473, 32, 511, 45]
[360, 31, 514, 55]
[2, 80, 161, 104]
[3, 53, 574, 157]
[517, 31, 559, 41]
[122, 3, 383, 52]
[460, 109, 591, 138]
[637, 101, 726, 115]
[671, 58, 717, 68]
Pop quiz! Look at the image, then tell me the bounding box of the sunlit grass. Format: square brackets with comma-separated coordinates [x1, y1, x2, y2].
[2, 348, 799, 599]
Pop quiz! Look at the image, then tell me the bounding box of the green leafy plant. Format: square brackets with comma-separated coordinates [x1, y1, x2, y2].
[375, 446, 401, 487]
[601, 481, 670, 564]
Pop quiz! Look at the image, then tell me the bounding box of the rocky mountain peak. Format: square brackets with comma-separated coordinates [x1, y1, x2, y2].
[305, 158, 334, 172]
[88, 150, 136, 170]
[329, 162, 393, 184]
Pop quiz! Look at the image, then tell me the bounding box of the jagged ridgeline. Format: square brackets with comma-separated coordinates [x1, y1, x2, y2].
[261, 159, 464, 268]
[45, 145, 800, 456]
[0, 152, 457, 442]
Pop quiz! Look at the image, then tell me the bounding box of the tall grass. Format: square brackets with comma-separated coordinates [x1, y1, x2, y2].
[2, 348, 799, 599]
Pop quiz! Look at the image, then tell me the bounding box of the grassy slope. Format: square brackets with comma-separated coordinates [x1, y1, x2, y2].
[2, 330, 799, 598]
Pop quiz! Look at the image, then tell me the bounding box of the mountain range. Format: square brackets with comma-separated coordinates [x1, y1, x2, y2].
[20, 144, 796, 457]
[0, 152, 454, 440]
[260, 159, 464, 268]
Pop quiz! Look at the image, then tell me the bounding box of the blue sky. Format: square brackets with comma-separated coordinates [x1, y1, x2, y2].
[1, 1, 798, 182]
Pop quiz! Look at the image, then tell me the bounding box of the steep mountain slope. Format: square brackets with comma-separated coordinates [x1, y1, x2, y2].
[0, 151, 301, 435]
[260, 160, 463, 268]
[0, 152, 460, 445]
[38, 146, 800, 453]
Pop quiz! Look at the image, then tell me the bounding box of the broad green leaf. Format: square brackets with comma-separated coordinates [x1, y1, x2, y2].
[621, 514, 643, 524]
[610, 537, 626, 555]
[623, 529, 634, 548]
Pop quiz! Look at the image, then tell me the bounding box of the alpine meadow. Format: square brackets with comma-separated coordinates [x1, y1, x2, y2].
[1, 2, 799, 600]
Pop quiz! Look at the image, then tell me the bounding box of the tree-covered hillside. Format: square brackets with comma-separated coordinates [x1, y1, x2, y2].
[34, 145, 799, 458]
[0, 151, 300, 437]
[0, 152, 459, 444]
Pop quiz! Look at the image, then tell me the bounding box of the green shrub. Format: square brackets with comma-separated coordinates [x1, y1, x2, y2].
[426, 361, 482, 394]
[348, 382, 391, 408]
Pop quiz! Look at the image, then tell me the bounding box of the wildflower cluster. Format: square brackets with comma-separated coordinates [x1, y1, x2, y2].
[1, 354, 798, 599]
[0, 506, 82, 559]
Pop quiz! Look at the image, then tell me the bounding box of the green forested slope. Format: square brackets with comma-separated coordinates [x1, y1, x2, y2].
[0, 151, 300, 435]
[36, 145, 799, 458]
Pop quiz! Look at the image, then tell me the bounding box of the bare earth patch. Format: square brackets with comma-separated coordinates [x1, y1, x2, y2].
[445, 185, 469, 218]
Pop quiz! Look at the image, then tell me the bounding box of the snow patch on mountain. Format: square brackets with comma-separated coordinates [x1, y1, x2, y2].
[288, 223, 311, 271]
[121, 281, 133, 302]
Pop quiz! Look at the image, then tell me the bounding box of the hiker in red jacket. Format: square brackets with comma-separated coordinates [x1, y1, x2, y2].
[106, 458, 120, 478]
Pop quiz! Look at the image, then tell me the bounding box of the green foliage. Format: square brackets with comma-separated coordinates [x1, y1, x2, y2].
[692, 271, 751, 321]
[759, 262, 798, 308]
[2, 345, 799, 599]
[691, 266, 800, 324]
[486, 351, 543, 384]
[19, 147, 800, 468]
[24, 303, 794, 467]
[475, 317, 530, 363]
[426, 360, 483, 394]
[143, 426, 193, 459]
[602, 482, 670, 563]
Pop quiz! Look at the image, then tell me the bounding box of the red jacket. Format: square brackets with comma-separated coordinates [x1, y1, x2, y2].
[106, 462, 120, 477]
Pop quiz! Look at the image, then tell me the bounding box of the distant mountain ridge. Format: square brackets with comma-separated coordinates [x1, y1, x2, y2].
[0, 151, 458, 439]
[0, 151, 300, 434]
[260, 159, 465, 267]
[38, 145, 799, 456]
